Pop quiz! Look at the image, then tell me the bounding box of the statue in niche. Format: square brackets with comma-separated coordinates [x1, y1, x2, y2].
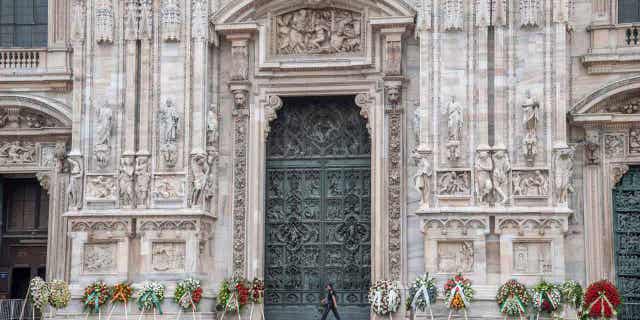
[475, 151, 493, 204]
[413, 157, 433, 209]
[206, 105, 219, 150]
[492, 150, 510, 205]
[135, 157, 151, 207]
[585, 130, 600, 165]
[522, 91, 540, 164]
[190, 153, 208, 207]
[159, 99, 180, 167]
[444, 96, 464, 161]
[118, 157, 135, 207]
[554, 147, 575, 205]
[94, 102, 113, 168]
[67, 157, 83, 210]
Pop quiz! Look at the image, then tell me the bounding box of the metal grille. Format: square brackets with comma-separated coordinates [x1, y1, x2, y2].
[613, 166, 640, 320]
[0, 299, 35, 320]
[265, 96, 371, 320]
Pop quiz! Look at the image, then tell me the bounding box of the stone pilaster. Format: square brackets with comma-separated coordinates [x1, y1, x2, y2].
[137, 0, 153, 156]
[123, 0, 138, 156]
[385, 81, 403, 282]
[70, 0, 86, 156]
[475, 0, 491, 150]
[190, 0, 209, 155]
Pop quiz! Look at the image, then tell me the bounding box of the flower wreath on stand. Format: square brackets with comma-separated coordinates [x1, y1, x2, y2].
[48, 280, 71, 310]
[560, 280, 583, 319]
[368, 280, 401, 319]
[531, 280, 561, 319]
[496, 279, 531, 320]
[175, 278, 203, 320]
[219, 275, 250, 320]
[405, 274, 438, 320]
[248, 278, 265, 320]
[21, 277, 50, 320]
[444, 273, 474, 320]
[81, 281, 112, 316]
[107, 283, 133, 320]
[583, 280, 621, 319]
[136, 281, 166, 317]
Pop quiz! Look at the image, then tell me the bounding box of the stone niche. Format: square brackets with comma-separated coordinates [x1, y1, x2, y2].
[495, 215, 568, 285]
[422, 215, 490, 284]
[68, 218, 131, 283]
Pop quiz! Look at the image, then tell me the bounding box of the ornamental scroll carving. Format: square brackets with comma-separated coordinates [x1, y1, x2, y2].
[274, 8, 363, 55]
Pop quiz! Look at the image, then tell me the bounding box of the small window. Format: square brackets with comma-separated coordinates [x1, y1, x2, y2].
[0, 0, 47, 48]
[619, 0, 640, 24]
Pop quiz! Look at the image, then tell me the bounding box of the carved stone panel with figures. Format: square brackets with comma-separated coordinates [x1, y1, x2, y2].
[151, 242, 185, 272]
[437, 241, 474, 273]
[83, 243, 117, 274]
[513, 241, 552, 274]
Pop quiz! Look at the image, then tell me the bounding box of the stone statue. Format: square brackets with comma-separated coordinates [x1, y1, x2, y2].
[159, 99, 180, 167]
[135, 157, 151, 208]
[190, 153, 208, 207]
[413, 157, 433, 209]
[555, 147, 575, 205]
[522, 91, 540, 163]
[585, 130, 600, 165]
[118, 157, 135, 207]
[206, 106, 219, 149]
[475, 151, 493, 204]
[492, 150, 510, 205]
[444, 96, 464, 161]
[68, 157, 82, 210]
[94, 102, 113, 168]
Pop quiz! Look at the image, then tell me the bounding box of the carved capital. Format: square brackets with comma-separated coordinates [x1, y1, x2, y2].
[611, 164, 630, 186]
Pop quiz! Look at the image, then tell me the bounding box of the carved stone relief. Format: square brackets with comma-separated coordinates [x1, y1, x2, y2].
[158, 99, 180, 168]
[135, 156, 151, 208]
[598, 98, 640, 114]
[630, 129, 640, 153]
[264, 95, 284, 138]
[475, 150, 494, 205]
[138, 0, 153, 40]
[161, 0, 181, 41]
[36, 172, 50, 194]
[83, 243, 117, 273]
[206, 105, 219, 152]
[151, 242, 185, 272]
[612, 164, 630, 186]
[41, 145, 55, 167]
[87, 176, 116, 200]
[153, 176, 185, 200]
[513, 242, 551, 274]
[444, 96, 464, 161]
[437, 171, 470, 196]
[413, 155, 433, 209]
[384, 39, 402, 76]
[520, 0, 541, 27]
[190, 154, 209, 207]
[512, 170, 549, 197]
[274, 8, 363, 55]
[231, 88, 249, 274]
[191, 0, 208, 40]
[386, 83, 403, 281]
[605, 134, 625, 157]
[118, 157, 135, 208]
[554, 147, 575, 205]
[585, 130, 600, 165]
[521, 91, 540, 164]
[437, 241, 474, 273]
[70, 218, 129, 233]
[0, 141, 36, 164]
[497, 216, 568, 237]
[68, 157, 83, 210]
[95, 0, 114, 43]
[94, 102, 113, 169]
[443, 0, 464, 31]
[492, 150, 510, 205]
[0, 108, 60, 129]
[231, 42, 249, 81]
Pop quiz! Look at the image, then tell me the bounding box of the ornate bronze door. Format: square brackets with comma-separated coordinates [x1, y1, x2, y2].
[265, 96, 371, 319]
[614, 166, 640, 319]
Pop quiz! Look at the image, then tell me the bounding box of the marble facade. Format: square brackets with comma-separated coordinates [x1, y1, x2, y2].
[0, 0, 639, 318]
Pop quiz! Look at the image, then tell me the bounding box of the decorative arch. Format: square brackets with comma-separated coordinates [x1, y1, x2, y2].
[570, 75, 640, 116]
[0, 93, 72, 128]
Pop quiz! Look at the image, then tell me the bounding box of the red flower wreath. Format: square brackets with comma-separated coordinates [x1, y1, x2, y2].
[235, 281, 250, 306]
[583, 280, 621, 319]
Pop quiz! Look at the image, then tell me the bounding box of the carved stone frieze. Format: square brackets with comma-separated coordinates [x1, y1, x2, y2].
[521, 91, 540, 164]
[191, 0, 208, 40]
[443, 0, 463, 31]
[161, 0, 181, 42]
[83, 243, 117, 274]
[597, 97, 640, 114]
[153, 175, 185, 200]
[554, 147, 575, 205]
[158, 99, 180, 168]
[94, 102, 113, 169]
[71, 219, 129, 233]
[585, 130, 601, 165]
[0, 140, 36, 164]
[630, 128, 640, 153]
[604, 134, 625, 157]
[135, 156, 151, 208]
[520, 0, 541, 27]
[444, 96, 464, 161]
[274, 8, 363, 55]
[385, 83, 403, 280]
[412, 154, 433, 209]
[151, 242, 185, 272]
[437, 171, 470, 196]
[0, 107, 61, 129]
[492, 150, 510, 205]
[422, 216, 490, 236]
[231, 88, 249, 274]
[118, 157, 135, 208]
[67, 157, 83, 210]
[95, 0, 114, 43]
[496, 216, 569, 236]
[512, 170, 549, 197]
[138, 219, 197, 232]
[475, 150, 494, 205]
[86, 176, 116, 200]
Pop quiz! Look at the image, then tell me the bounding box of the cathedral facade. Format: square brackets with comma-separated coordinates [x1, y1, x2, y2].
[0, 0, 639, 318]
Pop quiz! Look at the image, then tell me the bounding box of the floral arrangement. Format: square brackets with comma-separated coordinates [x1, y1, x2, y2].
[110, 283, 133, 305]
[368, 280, 401, 315]
[561, 280, 584, 310]
[174, 278, 203, 310]
[249, 278, 265, 304]
[29, 277, 50, 312]
[216, 275, 250, 312]
[405, 274, 437, 312]
[81, 281, 112, 313]
[531, 280, 561, 314]
[137, 281, 166, 314]
[583, 280, 620, 319]
[496, 279, 531, 317]
[444, 273, 474, 310]
[48, 280, 71, 309]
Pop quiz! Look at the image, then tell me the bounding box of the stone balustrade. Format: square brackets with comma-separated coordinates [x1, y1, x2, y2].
[0, 48, 45, 69]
